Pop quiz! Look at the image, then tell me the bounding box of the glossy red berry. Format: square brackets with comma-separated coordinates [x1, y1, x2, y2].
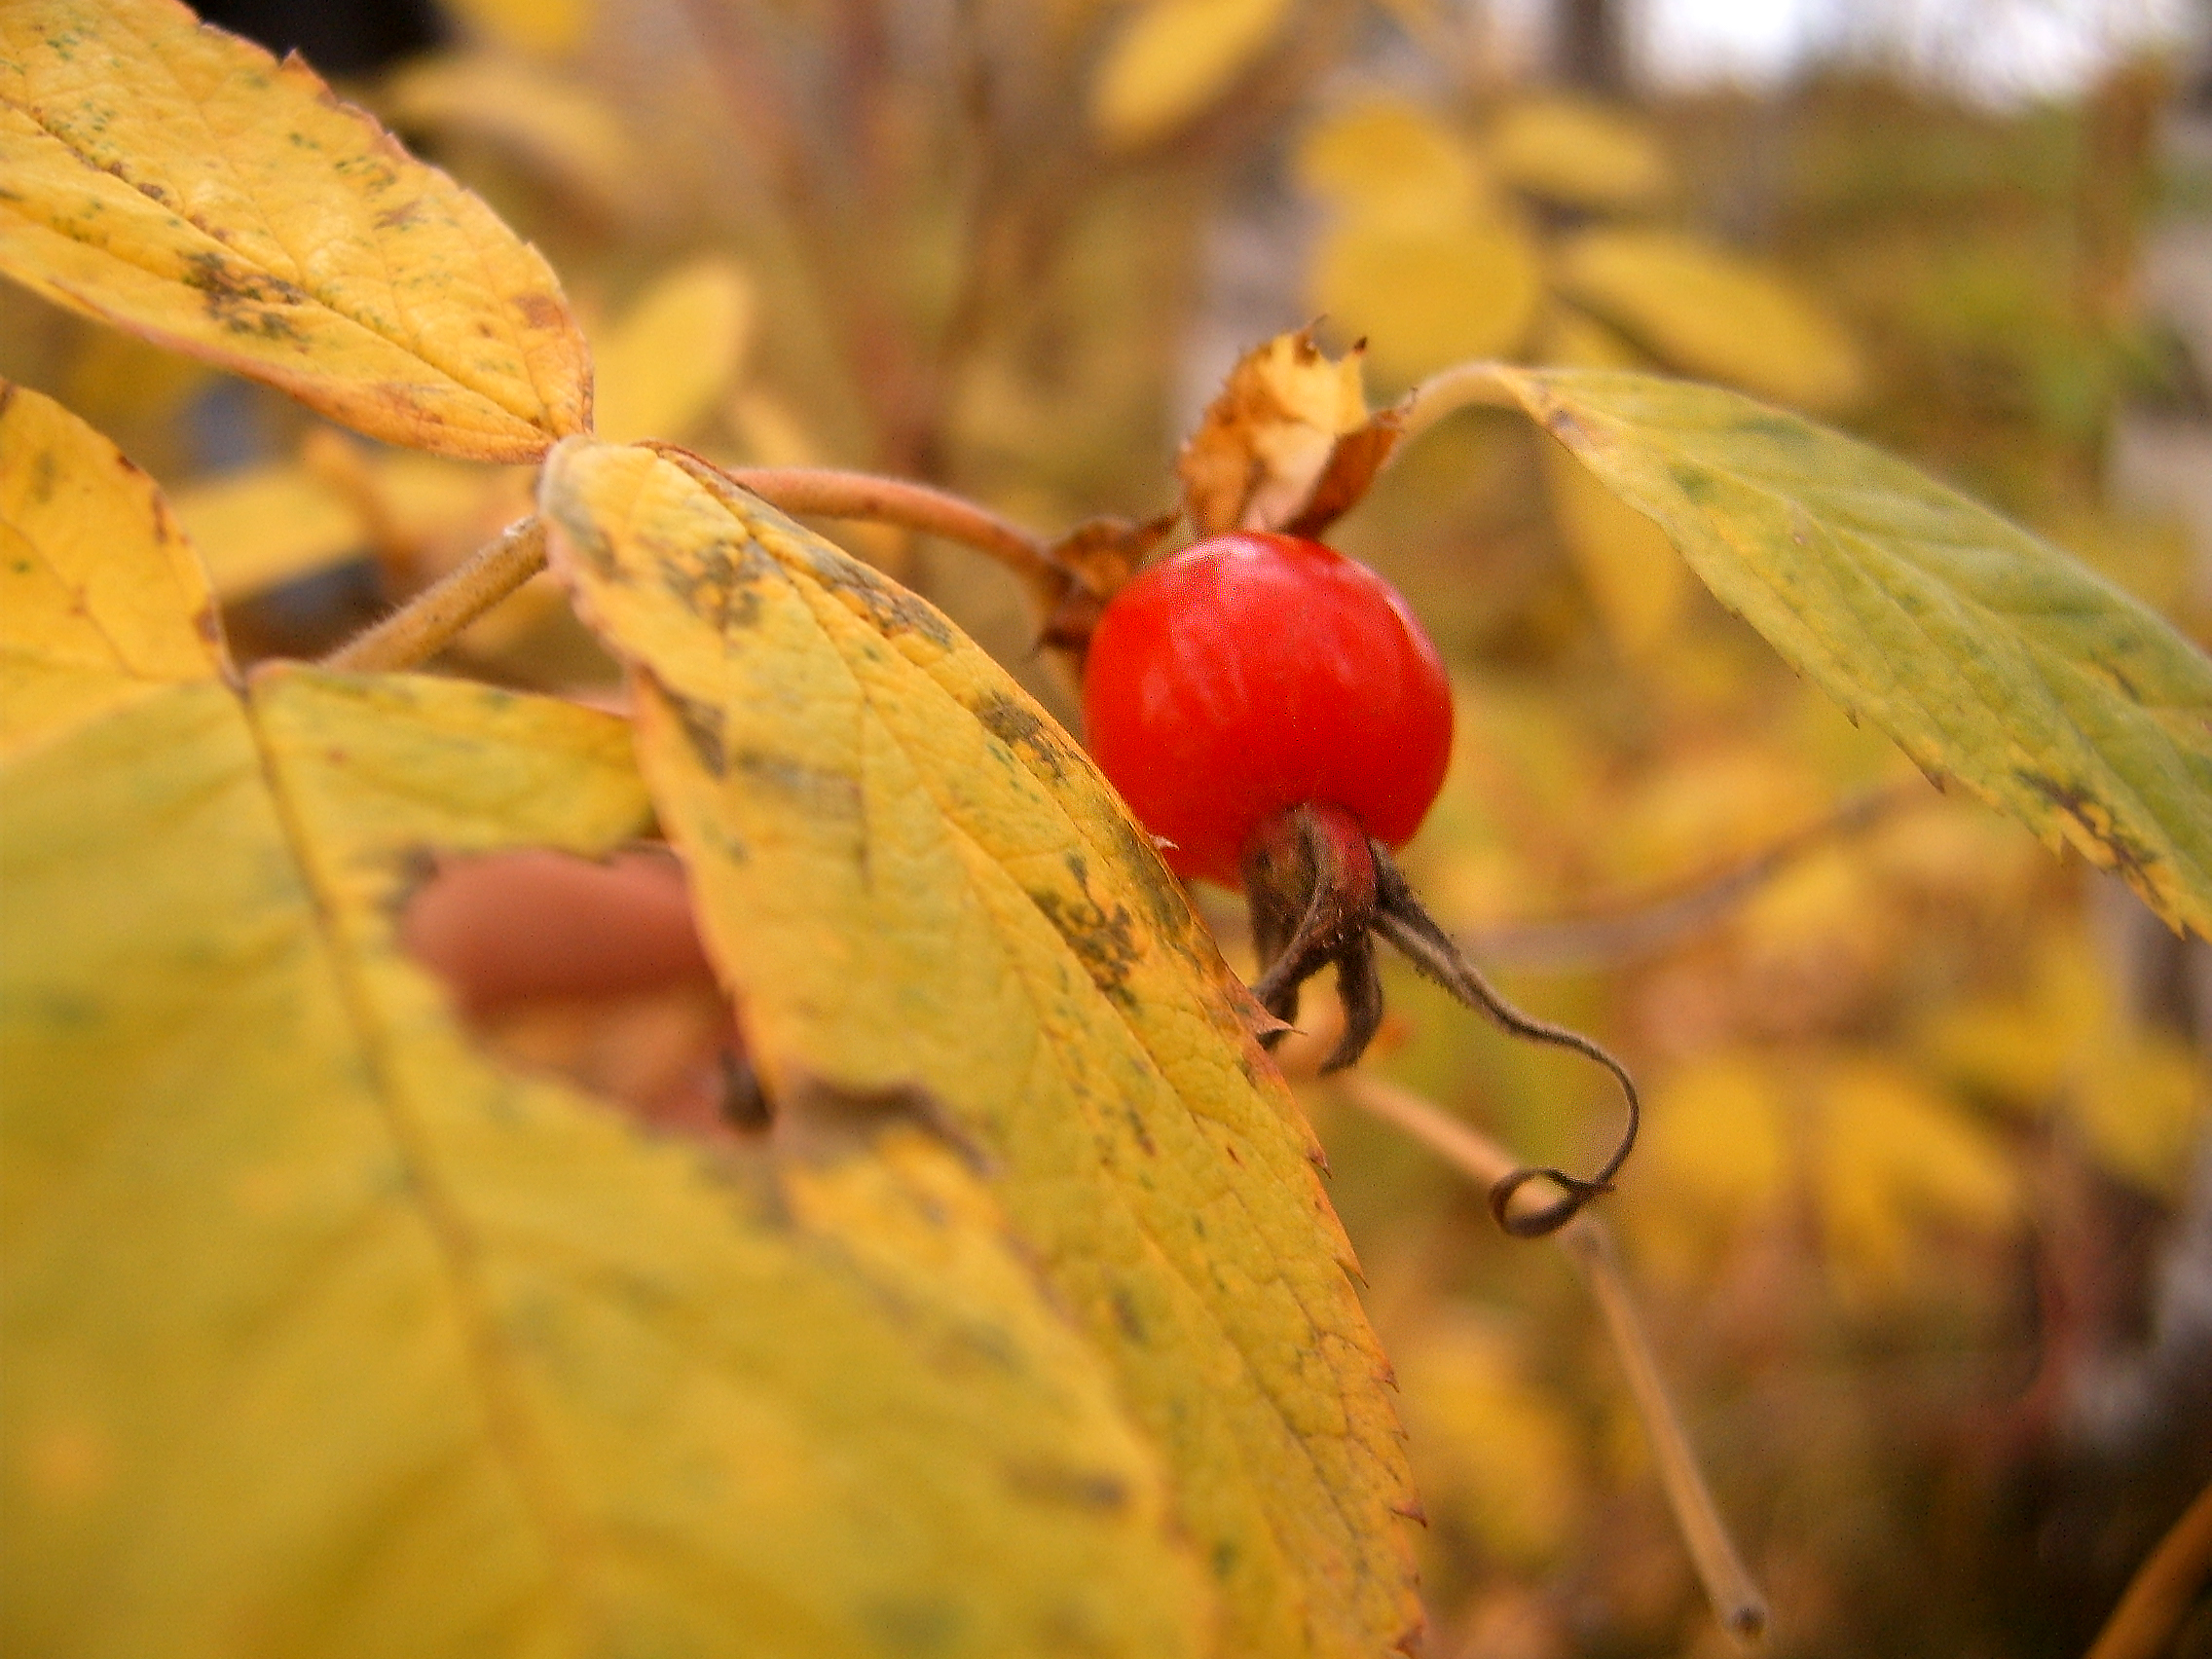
[1081, 531, 1454, 889]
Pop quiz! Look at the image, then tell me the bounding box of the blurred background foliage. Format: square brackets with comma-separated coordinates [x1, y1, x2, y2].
[3, 0, 2207, 1651]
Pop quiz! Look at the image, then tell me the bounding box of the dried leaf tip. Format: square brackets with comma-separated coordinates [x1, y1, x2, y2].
[1176, 326, 1401, 540]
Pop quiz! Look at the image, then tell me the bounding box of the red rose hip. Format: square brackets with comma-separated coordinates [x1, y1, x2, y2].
[1076, 526, 1637, 1237]
[1081, 531, 1454, 889]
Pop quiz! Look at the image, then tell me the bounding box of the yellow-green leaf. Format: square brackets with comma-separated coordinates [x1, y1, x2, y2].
[1534, 311, 1687, 654]
[591, 256, 756, 447]
[1554, 229, 1863, 411]
[0, 379, 225, 755]
[2, 663, 1208, 1658]
[1487, 93, 1675, 212]
[541, 439, 1423, 1659]
[0, 0, 591, 461]
[1483, 366, 2212, 937]
[1089, 0, 1290, 151]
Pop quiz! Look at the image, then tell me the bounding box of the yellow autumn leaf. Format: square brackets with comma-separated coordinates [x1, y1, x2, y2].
[1478, 367, 2212, 939]
[1554, 228, 1864, 411]
[1534, 310, 1687, 654]
[1922, 928, 2207, 1194]
[0, 0, 591, 461]
[1089, 0, 1290, 150]
[592, 256, 756, 446]
[0, 380, 225, 756]
[541, 439, 1423, 1659]
[1622, 1053, 1790, 1282]
[1818, 1060, 2016, 1293]
[1295, 99, 1485, 223]
[380, 53, 640, 222]
[1394, 1315, 1583, 1569]
[1309, 212, 1543, 387]
[179, 442, 526, 602]
[442, 0, 594, 55]
[2, 655, 1210, 1657]
[167, 461, 363, 600]
[1487, 93, 1675, 212]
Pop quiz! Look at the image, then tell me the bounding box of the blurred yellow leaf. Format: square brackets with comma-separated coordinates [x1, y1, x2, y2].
[1488, 93, 1675, 212]
[592, 257, 756, 446]
[1626, 1054, 1790, 1280]
[1309, 214, 1543, 387]
[0, 0, 591, 461]
[1554, 229, 1864, 411]
[381, 52, 639, 221]
[58, 326, 212, 429]
[424, 0, 593, 57]
[1480, 368, 2212, 940]
[3, 531, 1207, 1653]
[169, 463, 362, 601]
[1089, 0, 1290, 150]
[1923, 929, 2207, 1193]
[0, 381, 224, 756]
[2072, 1039, 2204, 1195]
[1296, 99, 1484, 222]
[1536, 310, 1687, 654]
[542, 439, 1424, 1659]
[1395, 1315, 1582, 1568]
[727, 387, 824, 467]
[1818, 1060, 2016, 1290]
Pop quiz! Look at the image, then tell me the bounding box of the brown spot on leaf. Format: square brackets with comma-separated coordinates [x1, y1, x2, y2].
[517, 292, 567, 331]
[645, 674, 727, 777]
[2016, 770, 2161, 886]
[181, 252, 311, 344]
[800, 542, 953, 645]
[974, 691, 1075, 784]
[1002, 1462, 1131, 1512]
[1029, 857, 1141, 1008]
[658, 531, 769, 632]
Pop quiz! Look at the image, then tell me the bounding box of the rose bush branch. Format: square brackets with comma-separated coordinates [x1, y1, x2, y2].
[1337, 1071, 1771, 1649]
[325, 463, 1067, 673]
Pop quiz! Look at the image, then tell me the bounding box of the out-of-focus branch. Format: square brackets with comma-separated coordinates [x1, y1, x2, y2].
[1460, 783, 1924, 973]
[1338, 1072, 1771, 1648]
[2084, 1477, 2212, 1659]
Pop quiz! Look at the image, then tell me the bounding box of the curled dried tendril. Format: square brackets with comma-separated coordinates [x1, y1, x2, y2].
[1239, 802, 1641, 1237]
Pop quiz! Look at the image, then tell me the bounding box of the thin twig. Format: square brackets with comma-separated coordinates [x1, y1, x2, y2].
[2085, 1478, 2212, 1659]
[321, 517, 548, 673]
[719, 465, 1058, 589]
[1461, 784, 1923, 973]
[1338, 1073, 1771, 1648]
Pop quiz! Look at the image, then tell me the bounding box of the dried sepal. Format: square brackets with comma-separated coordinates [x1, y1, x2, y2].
[1036, 511, 1177, 663]
[1177, 326, 1401, 536]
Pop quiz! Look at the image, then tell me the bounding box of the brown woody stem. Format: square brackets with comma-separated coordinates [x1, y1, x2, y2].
[321, 461, 1067, 675]
[321, 516, 548, 673]
[1337, 1073, 1770, 1648]
[719, 464, 1058, 591]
